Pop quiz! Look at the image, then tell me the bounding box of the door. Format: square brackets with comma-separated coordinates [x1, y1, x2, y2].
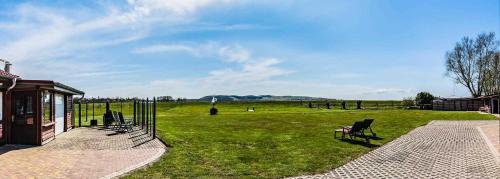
[493, 99, 499, 114]
[11, 91, 36, 145]
[54, 94, 64, 135]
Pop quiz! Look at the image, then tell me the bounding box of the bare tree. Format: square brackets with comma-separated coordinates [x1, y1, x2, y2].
[484, 52, 500, 95]
[446, 32, 499, 97]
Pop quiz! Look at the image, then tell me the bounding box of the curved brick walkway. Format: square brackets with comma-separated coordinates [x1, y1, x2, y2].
[292, 120, 500, 179]
[0, 127, 166, 179]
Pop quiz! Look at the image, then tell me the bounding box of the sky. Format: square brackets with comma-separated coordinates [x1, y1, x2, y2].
[0, 0, 498, 99]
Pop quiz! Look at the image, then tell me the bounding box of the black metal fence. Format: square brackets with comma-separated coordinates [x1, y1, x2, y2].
[74, 98, 157, 139]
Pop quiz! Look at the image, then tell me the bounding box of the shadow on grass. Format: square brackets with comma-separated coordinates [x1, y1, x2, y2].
[339, 139, 380, 148]
[370, 136, 384, 140]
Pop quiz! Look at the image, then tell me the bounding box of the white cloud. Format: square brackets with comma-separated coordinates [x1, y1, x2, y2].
[132, 44, 198, 54]
[206, 58, 290, 82]
[218, 45, 250, 63]
[127, 0, 233, 17]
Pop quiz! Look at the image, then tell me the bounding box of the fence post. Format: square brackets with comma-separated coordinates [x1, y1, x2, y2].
[85, 102, 88, 122]
[92, 102, 95, 121]
[133, 100, 136, 126]
[153, 97, 156, 139]
[142, 99, 145, 129]
[146, 98, 149, 134]
[149, 100, 152, 135]
[78, 102, 81, 127]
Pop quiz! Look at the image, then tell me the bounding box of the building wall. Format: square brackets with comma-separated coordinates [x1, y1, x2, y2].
[434, 96, 499, 114]
[433, 99, 484, 111]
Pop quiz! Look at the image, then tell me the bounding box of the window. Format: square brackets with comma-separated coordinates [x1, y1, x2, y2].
[67, 96, 73, 111]
[26, 96, 33, 115]
[43, 91, 52, 124]
[13, 94, 34, 118]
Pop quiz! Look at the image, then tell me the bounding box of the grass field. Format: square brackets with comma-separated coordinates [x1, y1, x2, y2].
[74, 101, 496, 178]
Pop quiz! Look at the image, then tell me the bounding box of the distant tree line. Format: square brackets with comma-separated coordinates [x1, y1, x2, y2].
[74, 96, 187, 103]
[446, 32, 500, 97]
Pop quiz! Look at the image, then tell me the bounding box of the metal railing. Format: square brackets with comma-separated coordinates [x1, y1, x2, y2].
[74, 97, 157, 139]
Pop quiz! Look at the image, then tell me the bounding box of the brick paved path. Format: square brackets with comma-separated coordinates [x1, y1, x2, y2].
[292, 120, 500, 179]
[0, 127, 166, 179]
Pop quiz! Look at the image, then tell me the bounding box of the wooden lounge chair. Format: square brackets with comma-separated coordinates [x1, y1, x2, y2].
[334, 121, 370, 143]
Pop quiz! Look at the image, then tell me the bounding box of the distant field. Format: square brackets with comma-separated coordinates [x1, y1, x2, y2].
[74, 101, 497, 178]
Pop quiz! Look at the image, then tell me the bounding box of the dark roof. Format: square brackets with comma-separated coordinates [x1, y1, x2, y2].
[16, 80, 84, 95]
[0, 70, 19, 80]
[475, 94, 500, 99]
[54, 82, 85, 95]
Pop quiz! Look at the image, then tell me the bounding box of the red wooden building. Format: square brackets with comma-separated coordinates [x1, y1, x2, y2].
[0, 62, 84, 145]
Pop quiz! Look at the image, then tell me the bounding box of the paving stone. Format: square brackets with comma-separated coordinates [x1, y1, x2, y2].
[291, 120, 500, 179]
[0, 127, 166, 179]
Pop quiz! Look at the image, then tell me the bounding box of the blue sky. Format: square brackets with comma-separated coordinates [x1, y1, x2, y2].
[0, 0, 498, 99]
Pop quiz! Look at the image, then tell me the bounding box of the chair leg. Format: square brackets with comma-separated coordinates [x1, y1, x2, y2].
[369, 127, 376, 137]
[334, 131, 337, 139]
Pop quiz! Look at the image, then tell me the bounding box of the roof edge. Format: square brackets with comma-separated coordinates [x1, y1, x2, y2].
[54, 82, 84, 95]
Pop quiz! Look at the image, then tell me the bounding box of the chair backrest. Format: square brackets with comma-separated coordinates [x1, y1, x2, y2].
[112, 111, 120, 123]
[362, 119, 374, 129]
[349, 121, 365, 134]
[118, 112, 125, 123]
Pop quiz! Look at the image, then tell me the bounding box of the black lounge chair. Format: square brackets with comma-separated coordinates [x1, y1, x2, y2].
[361, 119, 376, 137]
[342, 119, 377, 137]
[334, 121, 370, 143]
[111, 111, 122, 131]
[110, 111, 129, 132]
[118, 112, 133, 132]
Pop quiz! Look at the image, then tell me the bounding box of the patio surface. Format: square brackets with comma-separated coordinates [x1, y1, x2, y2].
[292, 120, 500, 179]
[0, 127, 166, 179]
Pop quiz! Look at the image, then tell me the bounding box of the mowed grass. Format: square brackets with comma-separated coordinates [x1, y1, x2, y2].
[122, 101, 496, 178]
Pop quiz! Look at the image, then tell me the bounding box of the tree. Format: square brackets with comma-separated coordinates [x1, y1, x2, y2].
[483, 52, 500, 95]
[401, 97, 415, 108]
[415, 92, 436, 106]
[446, 32, 499, 97]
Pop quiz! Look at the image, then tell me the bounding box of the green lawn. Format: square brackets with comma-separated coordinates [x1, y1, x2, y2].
[113, 101, 496, 178]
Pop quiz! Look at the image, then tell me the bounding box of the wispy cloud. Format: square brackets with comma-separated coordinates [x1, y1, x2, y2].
[132, 44, 198, 54]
